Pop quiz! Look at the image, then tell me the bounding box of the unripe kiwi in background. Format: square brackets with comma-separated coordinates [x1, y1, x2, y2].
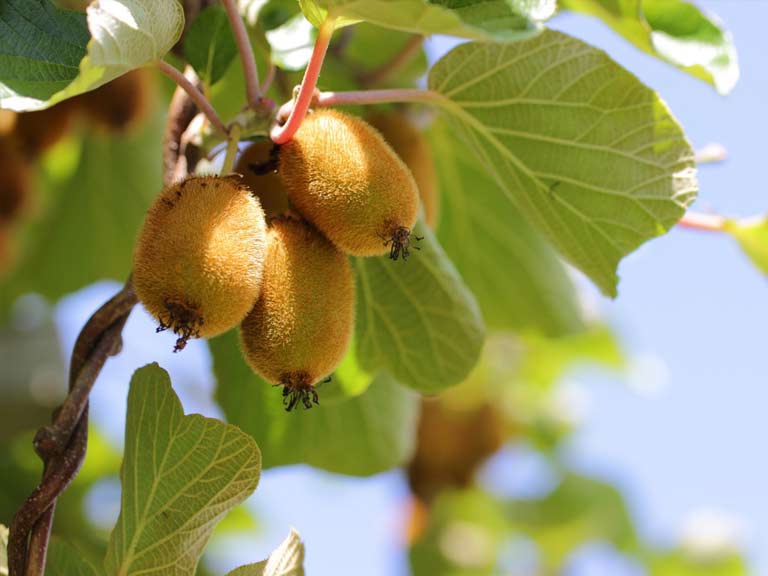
[368, 112, 439, 229]
[240, 215, 355, 411]
[234, 140, 290, 218]
[279, 109, 419, 259]
[133, 175, 267, 351]
[0, 136, 31, 222]
[79, 70, 150, 133]
[14, 99, 77, 158]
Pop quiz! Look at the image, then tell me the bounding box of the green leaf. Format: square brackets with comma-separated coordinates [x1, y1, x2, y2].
[724, 216, 768, 276]
[0, 525, 7, 576]
[649, 549, 747, 576]
[0, 104, 163, 311]
[299, 0, 553, 43]
[184, 5, 238, 86]
[428, 31, 697, 296]
[1, 0, 184, 111]
[226, 529, 305, 576]
[0, 1, 89, 109]
[559, 0, 738, 94]
[508, 474, 638, 567]
[410, 489, 509, 576]
[46, 539, 99, 576]
[354, 221, 485, 393]
[430, 119, 584, 337]
[211, 330, 419, 476]
[105, 364, 261, 576]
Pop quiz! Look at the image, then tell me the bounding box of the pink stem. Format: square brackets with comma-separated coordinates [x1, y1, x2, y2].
[317, 88, 442, 107]
[270, 18, 336, 144]
[677, 211, 727, 232]
[221, 0, 262, 108]
[156, 60, 227, 135]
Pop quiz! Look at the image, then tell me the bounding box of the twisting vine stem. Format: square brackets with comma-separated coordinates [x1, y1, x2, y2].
[8, 282, 137, 576]
[221, 0, 263, 109]
[156, 60, 228, 135]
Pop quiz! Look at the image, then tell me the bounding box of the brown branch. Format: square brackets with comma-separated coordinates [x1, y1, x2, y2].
[8, 281, 136, 576]
[163, 66, 201, 186]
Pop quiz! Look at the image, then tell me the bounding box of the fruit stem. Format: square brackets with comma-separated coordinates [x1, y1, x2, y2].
[222, 123, 241, 174]
[221, 0, 265, 110]
[270, 17, 337, 144]
[677, 211, 727, 232]
[317, 88, 443, 107]
[156, 60, 228, 135]
[359, 35, 424, 87]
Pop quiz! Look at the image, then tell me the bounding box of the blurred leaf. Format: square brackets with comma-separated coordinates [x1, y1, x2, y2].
[184, 5, 239, 86]
[429, 31, 697, 296]
[354, 221, 485, 393]
[0, 102, 163, 311]
[724, 216, 768, 276]
[212, 330, 419, 476]
[299, 0, 552, 42]
[226, 529, 305, 576]
[0, 525, 7, 576]
[105, 364, 261, 576]
[559, 0, 738, 94]
[1, 0, 183, 111]
[265, 13, 316, 70]
[509, 474, 638, 569]
[410, 489, 509, 576]
[0, 0, 89, 110]
[46, 538, 99, 576]
[649, 549, 747, 576]
[430, 119, 584, 337]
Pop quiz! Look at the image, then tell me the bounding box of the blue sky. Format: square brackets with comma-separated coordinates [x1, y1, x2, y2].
[51, 3, 768, 574]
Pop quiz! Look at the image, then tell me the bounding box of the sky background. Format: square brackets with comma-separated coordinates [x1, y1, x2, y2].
[47, 2, 768, 574]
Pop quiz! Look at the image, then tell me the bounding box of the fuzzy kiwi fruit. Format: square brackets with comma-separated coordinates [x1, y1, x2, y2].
[240, 215, 355, 411]
[0, 110, 16, 136]
[368, 112, 438, 229]
[0, 136, 31, 222]
[79, 70, 150, 133]
[279, 109, 420, 260]
[234, 140, 290, 218]
[133, 174, 267, 351]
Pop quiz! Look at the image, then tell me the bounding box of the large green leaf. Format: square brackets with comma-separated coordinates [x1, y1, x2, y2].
[1, 0, 184, 111]
[226, 529, 305, 576]
[649, 549, 747, 576]
[354, 221, 485, 393]
[0, 104, 163, 311]
[559, 0, 738, 94]
[46, 539, 99, 576]
[299, 0, 554, 43]
[184, 5, 239, 86]
[0, 525, 7, 576]
[105, 364, 261, 576]
[428, 31, 697, 296]
[430, 119, 584, 337]
[724, 216, 768, 277]
[211, 330, 419, 476]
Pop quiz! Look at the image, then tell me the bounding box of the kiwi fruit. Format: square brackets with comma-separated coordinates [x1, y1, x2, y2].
[0, 136, 31, 222]
[79, 70, 150, 133]
[0, 110, 16, 136]
[279, 109, 420, 260]
[234, 140, 291, 218]
[133, 175, 267, 351]
[240, 215, 355, 411]
[368, 112, 438, 229]
[13, 99, 77, 158]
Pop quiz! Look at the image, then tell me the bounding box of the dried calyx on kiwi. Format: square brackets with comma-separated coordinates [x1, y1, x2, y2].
[133, 174, 267, 351]
[239, 214, 355, 411]
[279, 109, 420, 260]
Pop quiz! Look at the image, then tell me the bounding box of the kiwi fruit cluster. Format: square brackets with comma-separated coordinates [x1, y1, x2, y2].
[133, 108, 438, 410]
[0, 71, 150, 276]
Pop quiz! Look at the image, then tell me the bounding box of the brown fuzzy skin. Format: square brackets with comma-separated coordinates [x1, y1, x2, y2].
[14, 99, 77, 158]
[133, 175, 267, 351]
[234, 140, 291, 218]
[0, 137, 31, 222]
[0, 110, 16, 136]
[368, 112, 439, 229]
[79, 70, 150, 133]
[240, 216, 355, 408]
[279, 109, 419, 257]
